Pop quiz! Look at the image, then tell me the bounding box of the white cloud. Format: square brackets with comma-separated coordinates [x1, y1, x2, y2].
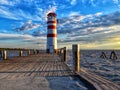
[14, 20, 42, 31]
[0, 3, 42, 21]
[0, 7, 21, 20]
[44, 5, 57, 20]
[58, 11, 120, 48]
[0, 33, 46, 49]
[113, 0, 119, 4]
[0, 0, 8, 4]
[69, 11, 80, 17]
[71, 0, 77, 5]
[95, 12, 103, 17]
[0, 33, 46, 43]
[46, 5, 57, 14]
[0, 0, 20, 6]
[26, 20, 32, 25]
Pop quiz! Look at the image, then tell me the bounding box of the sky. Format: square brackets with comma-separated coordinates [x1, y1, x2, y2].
[0, 0, 120, 49]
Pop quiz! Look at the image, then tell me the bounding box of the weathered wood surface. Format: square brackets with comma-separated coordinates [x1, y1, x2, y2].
[0, 54, 74, 79]
[77, 68, 120, 90]
[0, 54, 89, 90]
[0, 53, 120, 90]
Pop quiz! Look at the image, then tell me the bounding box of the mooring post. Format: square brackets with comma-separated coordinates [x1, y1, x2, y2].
[100, 52, 107, 59]
[0, 50, 2, 58]
[63, 47, 67, 63]
[34, 50, 36, 54]
[28, 50, 30, 55]
[60, 49, 62, 54]
[19, 50, 23, 56]
[61, 48, 64, 61]
[110, 51, 117, 60]
[57, 49, 59, 55]
[3, 50, 7, 60]
[31, 50, 33, 54]
[72, 44, 80, 72]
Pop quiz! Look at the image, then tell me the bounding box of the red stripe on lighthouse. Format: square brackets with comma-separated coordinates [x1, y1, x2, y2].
[47, 21, 56, 24]
[47, 25, 56, 29]
[47, 34, 57, 37]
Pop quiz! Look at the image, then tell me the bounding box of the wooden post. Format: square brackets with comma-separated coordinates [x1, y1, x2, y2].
[60, 49, 62, 54]
[100, 52, 107, 59]
[72, 44, 80, 72]
[0, 50, 2, 58]
[110, 51, 117, 60]
[63, 47, 67, 63]
[33, 50, 35, 54]
[19, 50, 23, 56]
[31, 50, 33, 54]
[28, 50, 30, 55]
[3, 50, 7, 60]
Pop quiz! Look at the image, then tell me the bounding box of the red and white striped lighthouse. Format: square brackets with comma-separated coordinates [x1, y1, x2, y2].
[47, 12, 57, 53]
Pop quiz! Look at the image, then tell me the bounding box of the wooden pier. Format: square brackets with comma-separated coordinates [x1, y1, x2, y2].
[0, 53, 91, 90]
[0, 47, 120, 90]
[0, 54, 74, 78]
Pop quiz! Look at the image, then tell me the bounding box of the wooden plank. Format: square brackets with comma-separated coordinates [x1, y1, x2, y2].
[77, 68, 120, 90]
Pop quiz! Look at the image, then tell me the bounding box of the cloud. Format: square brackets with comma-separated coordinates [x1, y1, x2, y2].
[69, 11, 80, 17]
[0, 33, 46, 49]
[45, 5, 57, 20]
[71, 0, 77, 5]
[113, 0, 119, 4]
[0, 7, 21, 20]
[14, 20, 42, 31]
[32, 30, 46, 37]
[0, 0, 9, 5]
[57, 11, 120, 49]
[0, 0, 19, 6]
[58, 11, 120, 35]
[0, 1, 43, 21]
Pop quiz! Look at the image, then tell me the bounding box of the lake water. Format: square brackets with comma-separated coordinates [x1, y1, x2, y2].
[67, 50, 120, 85]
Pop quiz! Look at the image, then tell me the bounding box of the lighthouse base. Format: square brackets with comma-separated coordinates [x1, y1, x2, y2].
[46, 49, 58, 54]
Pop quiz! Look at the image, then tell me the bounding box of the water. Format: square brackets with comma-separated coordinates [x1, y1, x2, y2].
[0, 50, 28, 60]
[67, 50, 120, 85]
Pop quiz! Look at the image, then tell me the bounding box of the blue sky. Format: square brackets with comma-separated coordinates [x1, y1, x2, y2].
[0, 0, 120, 49]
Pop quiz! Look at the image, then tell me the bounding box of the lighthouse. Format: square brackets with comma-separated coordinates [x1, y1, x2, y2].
[47, 12, 57, 53]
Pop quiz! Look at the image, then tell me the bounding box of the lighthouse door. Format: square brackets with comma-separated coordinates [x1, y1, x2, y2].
[50, 45, 54, 53]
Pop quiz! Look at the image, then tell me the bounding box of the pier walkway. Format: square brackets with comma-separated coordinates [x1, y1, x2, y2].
[0, 53, 120, 90]
[0, 53, 89, 90]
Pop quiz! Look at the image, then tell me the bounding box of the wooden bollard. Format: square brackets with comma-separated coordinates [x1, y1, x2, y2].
[58, 49, 61, 55]
[60, 49, 62, 54]
[19, 50, 23, 56]
[0, 50, 2, 58]
[28, 50, 31, 55]
[72, 44, 80, 72]
[33, 50, 36, 54]
[100, 52, 107, 59]
[33, 50, 35, 54]
[3, 50, 7, 60]
[63, 47, 67, 63]
[110, 51, 117, 60]
[31, 50, 33, 54]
